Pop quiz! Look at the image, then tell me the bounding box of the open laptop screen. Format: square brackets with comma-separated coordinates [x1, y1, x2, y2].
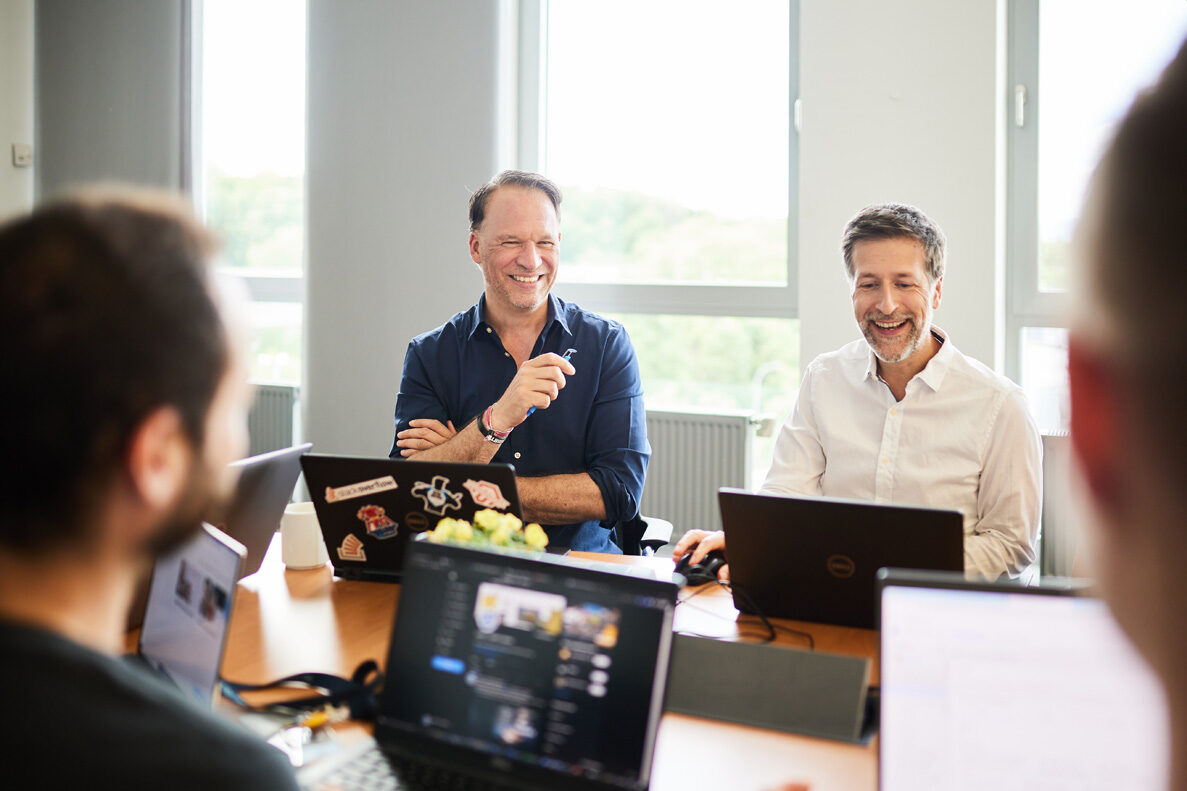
[137, 524, 244, 704]
[380, 540, 675, 790]
[879, 573, 1168, 791]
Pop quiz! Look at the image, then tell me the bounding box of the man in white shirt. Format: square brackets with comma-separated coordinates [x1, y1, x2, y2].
[674, 203, 1042, 581]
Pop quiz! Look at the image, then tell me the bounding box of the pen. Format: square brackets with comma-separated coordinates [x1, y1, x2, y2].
[525, 348, 576, 418]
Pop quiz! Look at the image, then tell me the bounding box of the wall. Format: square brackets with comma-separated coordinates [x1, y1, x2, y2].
[798, 0, 1001, 368]
[36, 0, 184, 198]
[0, 0, 35, 218]
[304, 1, 502, 456]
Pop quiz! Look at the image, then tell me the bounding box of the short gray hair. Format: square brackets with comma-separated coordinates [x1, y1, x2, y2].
[468, 170, 562, 232]
[841, 203, 946, 282]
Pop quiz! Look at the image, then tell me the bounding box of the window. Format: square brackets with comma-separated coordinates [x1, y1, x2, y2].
[198, 0, 306, 386]
[1007, 0, 1187, 432]
[521, 0, 799, 482]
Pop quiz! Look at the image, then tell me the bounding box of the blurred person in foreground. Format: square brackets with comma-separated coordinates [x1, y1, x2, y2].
[0, 189, 297, 789]
[1068, 37, 1187, 791]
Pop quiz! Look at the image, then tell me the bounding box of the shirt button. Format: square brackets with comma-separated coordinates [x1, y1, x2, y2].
[514, 452, 522, 459]
[504, 352, 510, 357]
[485, 327, 492, 334]
[889, 408, 899, 417]
[880, 457, 890, 465]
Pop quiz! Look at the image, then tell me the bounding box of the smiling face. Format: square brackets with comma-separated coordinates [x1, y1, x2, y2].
[850, 237, 942, 366]
[470, 185, 560, 316]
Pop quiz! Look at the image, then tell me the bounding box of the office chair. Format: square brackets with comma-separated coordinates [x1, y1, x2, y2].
[613, 515, 674, 556]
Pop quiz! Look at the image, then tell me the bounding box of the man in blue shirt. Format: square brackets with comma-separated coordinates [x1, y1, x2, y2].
[389, 171, 649, 553]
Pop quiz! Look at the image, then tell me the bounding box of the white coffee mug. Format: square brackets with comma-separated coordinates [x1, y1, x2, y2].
[281, 501, 329, 570]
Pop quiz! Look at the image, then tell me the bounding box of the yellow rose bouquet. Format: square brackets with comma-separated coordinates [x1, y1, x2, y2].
[425, 509, 549, 552]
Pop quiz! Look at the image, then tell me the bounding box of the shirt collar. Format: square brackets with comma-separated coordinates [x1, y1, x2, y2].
[862, 324, 953, 392]
[914, 325, 952, 391]
[467, 292, 573, 340]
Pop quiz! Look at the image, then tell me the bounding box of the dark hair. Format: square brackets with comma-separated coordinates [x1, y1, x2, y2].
[841, 203, 946, 282]
[468, 170, 562, 231]
[0, 188, 227, 551]
[1080, 38, 1187, 473]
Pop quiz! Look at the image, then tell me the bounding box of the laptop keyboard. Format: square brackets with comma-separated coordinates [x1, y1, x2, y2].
[305, 742, 522, 791]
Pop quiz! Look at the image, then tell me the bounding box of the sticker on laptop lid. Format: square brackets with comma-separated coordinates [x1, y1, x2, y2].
[462, 479, 511, 510]
[404, 512, 430, 533]
[325, 475, 398, 503]
[410, 475, 464, 516]
[356, 504, 398, 540]
[337, 533, 367, 562]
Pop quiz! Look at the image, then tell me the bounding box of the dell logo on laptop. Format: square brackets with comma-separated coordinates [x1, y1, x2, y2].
[826, 554, 856, 578]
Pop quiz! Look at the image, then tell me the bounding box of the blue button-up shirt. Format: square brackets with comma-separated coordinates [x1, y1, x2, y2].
[390, 294, 650, 553]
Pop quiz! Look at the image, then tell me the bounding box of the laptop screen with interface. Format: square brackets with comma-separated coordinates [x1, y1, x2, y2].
[378, 540, 676, 790]
[879, 571, 1168, 791]
[138, 523, 244, 704]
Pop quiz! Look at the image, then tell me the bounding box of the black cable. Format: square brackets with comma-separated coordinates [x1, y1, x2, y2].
[722, 580, 815, 650]
[674, 579, 815, 649]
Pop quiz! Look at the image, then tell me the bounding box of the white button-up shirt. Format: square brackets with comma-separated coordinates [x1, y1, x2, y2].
[760, 327, 1042, 580]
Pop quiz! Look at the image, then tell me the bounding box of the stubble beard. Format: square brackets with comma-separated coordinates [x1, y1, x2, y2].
[143, 455, 225, 558]
[862, 314, 927, 365]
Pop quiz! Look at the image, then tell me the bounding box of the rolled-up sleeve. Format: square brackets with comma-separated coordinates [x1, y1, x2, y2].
[389, 340, 450, 458]
[965, 387, 1043, 580]
[584, 325, 650, 525]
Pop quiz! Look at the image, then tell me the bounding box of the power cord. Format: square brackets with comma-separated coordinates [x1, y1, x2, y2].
[674, 579, 815, 650]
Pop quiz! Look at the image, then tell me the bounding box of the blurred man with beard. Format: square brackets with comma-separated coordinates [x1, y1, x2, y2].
[0, 190, 297, 789]
[1068, 38, 1187, 791]
[675, 204, 1041, 582]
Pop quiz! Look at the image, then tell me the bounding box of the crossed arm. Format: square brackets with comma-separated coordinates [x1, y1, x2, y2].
[394, 352, 607, 524]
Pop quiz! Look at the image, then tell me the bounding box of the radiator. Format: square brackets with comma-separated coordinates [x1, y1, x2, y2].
[1039, 432, 1076, 577]
[641, 410, 752, 547]
[248, 384, 299, 457]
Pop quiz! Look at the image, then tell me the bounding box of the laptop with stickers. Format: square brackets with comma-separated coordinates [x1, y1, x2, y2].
[299, 455, 526, 582]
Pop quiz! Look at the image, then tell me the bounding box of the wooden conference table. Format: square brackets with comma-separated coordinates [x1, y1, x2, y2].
[220, 538, 879, 791]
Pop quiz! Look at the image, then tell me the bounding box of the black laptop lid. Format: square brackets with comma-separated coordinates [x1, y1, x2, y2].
[300, 455, 523, 580]
[877, 569, 1168, 790]
[376, 540, 676, 791]
[214, 442, 311, 579]
[719, 488, 963, 629]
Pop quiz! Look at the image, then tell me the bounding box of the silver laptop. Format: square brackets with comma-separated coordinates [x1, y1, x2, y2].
[878, 569, 1169, 791]
[216, 442, 312, 579]
[128, 523, 246, 705]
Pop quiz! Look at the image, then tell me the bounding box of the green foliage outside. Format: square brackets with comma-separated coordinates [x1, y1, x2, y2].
[206, 169, 304, 272]
[206, 168, 304, 384]
[560, 187, 788, 284]
[1040, 238, 1070, 292]
[604, 312, 799, 489]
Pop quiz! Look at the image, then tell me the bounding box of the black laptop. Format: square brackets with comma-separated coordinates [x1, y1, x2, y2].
[718, 488, 963, 629]
[300, 455, 525, 582]
[299, 538, 678, 791]
[126, 523, 245, 705]
[212, 442, 312, 579]
[878, 569, 1168, 790]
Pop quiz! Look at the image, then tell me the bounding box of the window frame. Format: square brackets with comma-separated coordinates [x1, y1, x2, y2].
[189, 0, 305, 307]
[515, 0, 800, 321]
[1005, 0, 1070, 383]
